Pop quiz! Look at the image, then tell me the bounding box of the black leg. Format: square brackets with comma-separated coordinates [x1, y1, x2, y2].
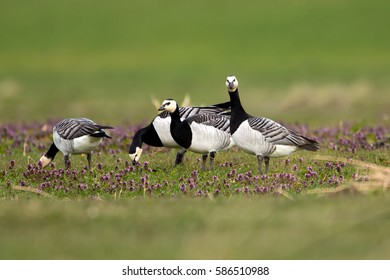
[64, 155, 71, 170]
[209, 151, 216, 170]
[264, 156, 270, 174]
[87, 153, 92, 169]
[174, 149, 187, 166]
[201, 154, 208, 171]
[256, 154, 264, 175]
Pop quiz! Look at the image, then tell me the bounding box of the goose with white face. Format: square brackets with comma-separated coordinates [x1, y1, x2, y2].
[158, 98, 233, 171]
[226, 76, 239, 92]
[225, 75, 319, 174]
[158, 99, 178, 113]
[128, 99, 230, 166]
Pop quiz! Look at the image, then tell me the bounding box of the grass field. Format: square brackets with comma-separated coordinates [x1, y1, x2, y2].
[1, 196, 390, 260]
[0, 0, 390, 260]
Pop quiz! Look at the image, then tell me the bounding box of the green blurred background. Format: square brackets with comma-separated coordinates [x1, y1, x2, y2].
[0, 0, 389, 125]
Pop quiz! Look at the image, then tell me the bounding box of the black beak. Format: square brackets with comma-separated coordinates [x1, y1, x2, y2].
[158, 106, 165, 111]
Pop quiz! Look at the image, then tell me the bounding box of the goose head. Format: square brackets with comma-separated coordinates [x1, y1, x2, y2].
[38, 143, 59, 168]
[128, 129, 144, 165]
[158, 99, 178, 113]
[129, 146, 143, 165]
[226, 76, 239, 92]
[39, 154, 53, 168]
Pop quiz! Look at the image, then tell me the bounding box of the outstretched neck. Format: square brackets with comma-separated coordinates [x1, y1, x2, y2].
[132, 124, 163, 148]
[169, 105, 192, 149]
[129, 129, 144, 153]
[228, 88, 250, 134]
[45, 143, 59, 160]
[169, 105, 182, 122]
[229, 89, 248, 116]
[169, 105, 185, 132]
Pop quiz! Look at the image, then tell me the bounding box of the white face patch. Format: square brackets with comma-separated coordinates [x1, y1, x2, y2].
[226, 76, 239, 92]
[129, 147, 143, 162]
[160, 99, 177, 113]
[39, 155, 53, 168]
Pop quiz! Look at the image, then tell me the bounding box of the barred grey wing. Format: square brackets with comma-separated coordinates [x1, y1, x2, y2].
[55, 118, 102, 140]
[248, 117, 308, 146]
[186, 114, 230, 132]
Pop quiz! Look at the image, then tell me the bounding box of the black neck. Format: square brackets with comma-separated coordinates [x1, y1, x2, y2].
[45, 143, 59, 160]
[129, 129, 144, 153]
[170, 105, 181, 121]
[169, 105, 192, 149]
[228, 88, 249, 134]
[129, 124, 163, 152]
[229, 89, 247, 114]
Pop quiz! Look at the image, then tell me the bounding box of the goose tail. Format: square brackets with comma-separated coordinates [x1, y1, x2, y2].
[299, 137, 319, 151]
[91, 126, 114, 139]
[212, 101, 231, 109]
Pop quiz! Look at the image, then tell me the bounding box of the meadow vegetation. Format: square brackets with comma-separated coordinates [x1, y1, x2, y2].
[0, 0, 389, 259]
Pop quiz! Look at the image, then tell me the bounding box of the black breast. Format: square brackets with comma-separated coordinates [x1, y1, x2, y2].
[170, 120, 192, 149]
[143, 124, 164, 147]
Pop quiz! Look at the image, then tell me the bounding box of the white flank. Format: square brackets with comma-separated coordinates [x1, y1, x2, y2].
[53, 131, 102, 155]
[232, 121, 265, 155]
[232, 120, 297, 158]
[189, 122, 231, 153]
[270, 145, 298, 158]
[72, 135, 102, 154]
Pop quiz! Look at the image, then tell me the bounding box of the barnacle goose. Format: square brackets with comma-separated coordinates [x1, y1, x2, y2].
[129, 101, 230, 165]
[39, 118, 113, 169]
[158, 99, 234, 170]
[226, 75, 319, 174]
